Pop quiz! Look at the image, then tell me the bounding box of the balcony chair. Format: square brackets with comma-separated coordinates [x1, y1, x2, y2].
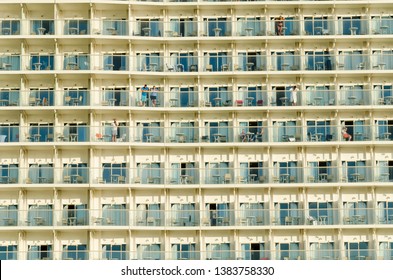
[64, 96, 72, 105]
[239, 218, 247, 226]
[222, 217, 230, 226]
[285, 216, 292, 225]
[186, 176, 193, 184]
[171, 218, 181, 226]
[76, 176, 84, 183]
[97, 177, 105, 184]
[201, 217, 210, 226]
[166, 63, 174, 72]
[224, 173, 232, 184]
[272, 176, 280, 183]
[25, 178, 32, 184]
[134, 177, 141, 184]
[118, 176, 126, 184]
[147, 216, 155, 226]
[289, 176, 296, 183]
[258, 176, 266, 183]
[63, 175, 71, 183]
[307, 176, 315, 183]
[235, 100, 243, 106]
[46, 134, 54, 142]
[237, 176, 247, 184]
[256, 217, 264, 225]
[105, 217, 114, 225]
[257, 99, 264, 106]
[95, 133, 103, 141]
[205, 64, 212, 71]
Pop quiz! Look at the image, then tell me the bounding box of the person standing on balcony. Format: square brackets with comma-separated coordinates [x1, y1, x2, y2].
[341, 126, 352, 141]
[111, 119, 118, 142]
[324, 48, 332, 70]
[150, 86, 158, 107]
[275, 16, 285, 35]
[290, 85, 298, 106]
[141, 84, 149, 106]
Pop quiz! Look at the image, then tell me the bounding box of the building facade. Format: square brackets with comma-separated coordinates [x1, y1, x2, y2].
[0, 0, 393, 260]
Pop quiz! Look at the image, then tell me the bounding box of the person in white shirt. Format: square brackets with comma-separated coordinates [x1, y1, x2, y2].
[291, 85, 298, 106]
[111, 119, 118, 142]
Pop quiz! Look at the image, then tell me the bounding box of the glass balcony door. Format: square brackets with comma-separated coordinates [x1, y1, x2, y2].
[102, 163, 127, 184]
[102, 244, 127, 260]
[137, 244, 161, 260]
[206, 203, 229, 226]
[102, 204, 127, 225]
[0, 124, 19, 142]
[274, 202, 299, 225]
[0, 164, 18, 183]
[275, 243, 300, 260]
[0, 205, 18, 225]
[28, 204, 53, 226]
[309, 202, 333, 225]
[205, 162, 229, 184]
[28, 245, 52, 260]
[171, 243, 197, 260]
[63, 204, 88, 225]
[345, 242, 369, 260]
[62, 244, 87, 260]
[136, 163, 161, 184]
[241, 243, 265, 260]
[0, 245, 17, 260]
[206, 243, 230, 260]
[28, 163, 54, 184]
[309, 242, 335, 260]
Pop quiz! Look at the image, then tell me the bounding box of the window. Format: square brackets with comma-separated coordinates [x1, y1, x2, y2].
[135, 122, 161, 143]
[62, 204, 88, 226]
[0, 164, 18, 183]
[64, 19, 89, 35]
[309, 202, 333, 225]
[31, 20, 54, 35]
[64, 88, 88, 106]
[171, 203, 196, 226]
[63, 53, 89, 70]
[103, 87, 128, 106]
[30, 54, 54, 70]
[204, 121, 229, 143]
[62, 244, 88, 260]
[136, 203, 162, 226]
[274, 202, 299, 225]
[29, 88, 54, 106]
[137, 244, 161, 260]
[63, 163, 88, 183]
[169, 18, 197, 37]
[241, 243, 266, 260]
[0, 123, 19, 142]
[273, 162, 298, 183]
[0, 205, 18, 225]
[103, 53, 128, 71]
[102, 204, 127, 225]
[205, 203, 230, 226]
[0, 88, 19, 106]
[102, 19, 128, 36]
[275, 242, 300, 260]
[239, 161, 264, 181]
[206, 243, 230, 260]
[28, 204, 53, 226]
[170, 162, 197, 184]
[203, 52, 229, 72]
[0, 245, 17, 260]
[344, 242, 369, 260]
[343, 201, 368, 224]
[136, 19, 162, 37]
[102, 163, 127, 183]
[309, 242, 335, 260]
[378, 242, 393, 260]
[377, 201, 393, 223]
[304, 16, 330, 35]
[306, 121, 332, 141]
[136, 162, 162, 184]
[28, 163, 54, 183]
[102, 244, 127, 260]
[341, 160, 366, 182]
[239, 203, 264, 225]
[171, 243, 197, 260]
[28, 245, 52, 260]
[205, 162, 229, 184]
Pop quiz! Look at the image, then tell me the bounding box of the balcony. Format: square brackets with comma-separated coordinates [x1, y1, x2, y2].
[1, 207, 393, 228]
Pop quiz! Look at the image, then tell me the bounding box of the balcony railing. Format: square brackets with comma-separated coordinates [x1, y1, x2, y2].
[1, 53, 392, 73]
[1, 124, 392, 144]
[0, 165, 391, 185]
[2, 17, 393, 37]
[1, 207, 392, 228]
[6, 247, 390, 260]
